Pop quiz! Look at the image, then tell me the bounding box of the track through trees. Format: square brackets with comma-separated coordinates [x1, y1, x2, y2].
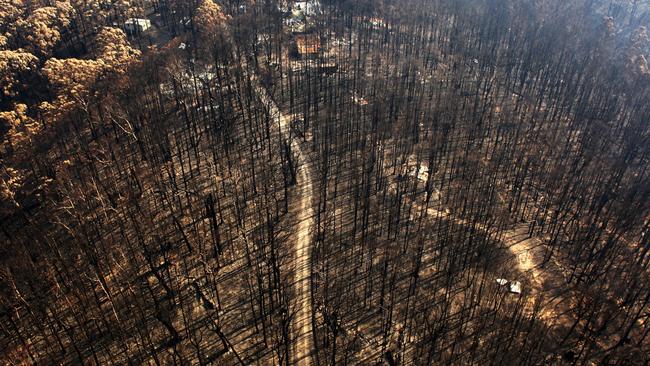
[249, 65, 316, 365]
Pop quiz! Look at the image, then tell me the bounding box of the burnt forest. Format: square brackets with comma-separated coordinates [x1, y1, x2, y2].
[1, 0, 650, 365]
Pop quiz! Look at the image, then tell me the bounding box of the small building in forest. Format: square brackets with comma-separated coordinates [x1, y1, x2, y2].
[293, 1, 321, 16]
[368, 17, 386, 27]
[319, 63, 338, 74]
[124, 18, 152, 33]
[352, 92, 368, 106]
[295, 34, 321, 57]
[286, 14, 306, 33]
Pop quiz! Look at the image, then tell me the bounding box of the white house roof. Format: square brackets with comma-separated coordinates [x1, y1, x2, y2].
[125, 18, 151, 26]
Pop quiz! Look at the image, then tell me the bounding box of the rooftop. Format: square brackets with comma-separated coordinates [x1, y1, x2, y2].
[295, 34, 320, 55]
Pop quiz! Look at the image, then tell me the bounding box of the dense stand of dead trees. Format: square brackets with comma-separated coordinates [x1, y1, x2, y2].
[255, 0, 650, 364]
[1, 0, 650, 365]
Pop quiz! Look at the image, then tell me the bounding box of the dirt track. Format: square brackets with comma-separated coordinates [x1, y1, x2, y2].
[251, 80, 315, 365]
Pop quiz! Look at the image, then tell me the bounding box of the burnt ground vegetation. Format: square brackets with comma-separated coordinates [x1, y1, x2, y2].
[1, 0, 650, 365]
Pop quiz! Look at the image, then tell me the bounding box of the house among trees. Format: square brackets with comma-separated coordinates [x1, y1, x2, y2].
[295, 34, 321, 57]
[277, 1, 290, 13]
[293, 1, 321, 17]
[318, 63, 338, 74]
[369, 17, 387, 27]
[287, 11, 307, 33]
[124, 18, 152, 34]
[352, 92, 368, 106]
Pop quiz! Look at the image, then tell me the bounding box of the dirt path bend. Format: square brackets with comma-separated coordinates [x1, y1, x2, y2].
[252, 82, 316, 365]
[393, 170, 558, 313]
[401, 159, 553, 301]
[427, 205, 560, 308]
[425, 205, 546, 288]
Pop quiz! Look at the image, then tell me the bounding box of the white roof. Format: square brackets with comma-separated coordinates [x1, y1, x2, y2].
[125, 18, 151, 26]
[509, 281, 522, 294]
[294, 1, 321, 15]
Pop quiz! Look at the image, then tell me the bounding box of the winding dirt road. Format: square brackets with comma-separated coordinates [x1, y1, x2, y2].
[250, 78, 315, 365]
